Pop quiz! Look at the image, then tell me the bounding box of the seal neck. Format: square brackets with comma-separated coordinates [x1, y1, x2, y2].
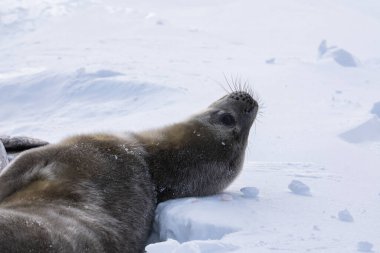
[135, 121, 246, 202]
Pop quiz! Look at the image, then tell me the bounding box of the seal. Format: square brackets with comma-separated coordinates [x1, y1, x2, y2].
[0, 90, 258, 253]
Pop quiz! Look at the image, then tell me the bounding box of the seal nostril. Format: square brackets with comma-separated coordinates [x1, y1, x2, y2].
[228, 92, 257, 111]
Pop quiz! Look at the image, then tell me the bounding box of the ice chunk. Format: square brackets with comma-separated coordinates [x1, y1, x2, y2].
[331, 49, 359, 67]
[151, 198, 242, 243]
[371, 102, 380, 118]
[174, 240, 238, 253]
[318, 40, 336, 57]
[338, 209, 354, 222]
[145, 239, 180, 253]
[288, 180, 311, 195]
[357, 241, 373, 252]
[146, 239, 238, 253]
[240, 187, 259, 198]
[318, 40, 359, 67]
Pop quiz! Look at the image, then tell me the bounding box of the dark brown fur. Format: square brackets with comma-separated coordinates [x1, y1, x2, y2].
[0, 91, 258, 252]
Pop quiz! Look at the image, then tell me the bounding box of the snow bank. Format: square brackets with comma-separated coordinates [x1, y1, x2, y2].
[340, 117, 380, 143]
[0, 68, 181, 139]
[340, 101, 380, 143]
[0, 68, 172, 110]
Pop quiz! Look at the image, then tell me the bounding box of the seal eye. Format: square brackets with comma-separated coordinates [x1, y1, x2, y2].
[220, 113, 236, 126]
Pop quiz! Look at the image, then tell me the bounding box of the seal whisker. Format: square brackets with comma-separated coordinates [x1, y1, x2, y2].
[243, 80, 249, 94]
[249, 86, 255, 98]
[232, 74, 239, 92]
[237, 76, 241, 92]
[255, 114, 264, 123]
[223, 73, 234, 93]
[214, 78, 230, 94]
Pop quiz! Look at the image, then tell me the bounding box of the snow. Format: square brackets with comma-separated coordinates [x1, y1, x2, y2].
[1, 0, 380, 252]
[340, 117, 380, 143]
[340, 101, 380, 144]
[0, 68, 182, 140]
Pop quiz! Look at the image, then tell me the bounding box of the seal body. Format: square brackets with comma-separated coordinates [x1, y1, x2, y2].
[0, 134, 155, 253]
[0, 91, 258, 252]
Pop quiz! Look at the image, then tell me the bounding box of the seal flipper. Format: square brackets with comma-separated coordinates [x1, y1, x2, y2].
[0, 136, 49, 152]
[0, 141, 8, 172]
[0, 147, 49, 202]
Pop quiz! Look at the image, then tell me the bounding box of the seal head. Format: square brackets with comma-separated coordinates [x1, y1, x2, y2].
[202, 90, 258, 142]
[137, 91, 258, 202]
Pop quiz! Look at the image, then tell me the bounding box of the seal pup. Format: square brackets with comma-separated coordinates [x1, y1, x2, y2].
[0, 90, 258, 253]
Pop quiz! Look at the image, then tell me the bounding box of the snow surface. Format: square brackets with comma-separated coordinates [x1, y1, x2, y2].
[1, 0, 380, 252]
